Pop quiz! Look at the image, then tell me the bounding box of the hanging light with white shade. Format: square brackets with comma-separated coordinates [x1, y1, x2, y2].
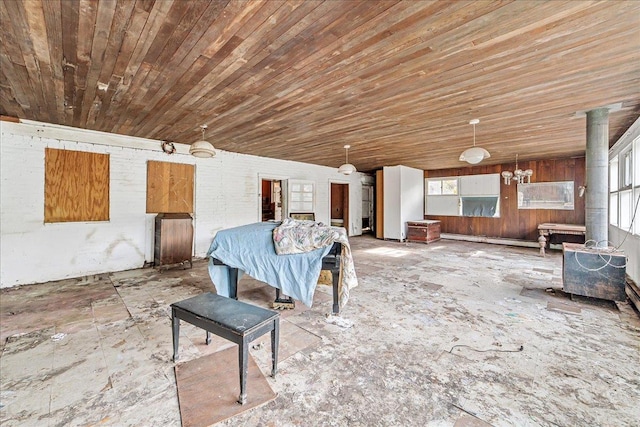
[338, 144, 356, 175]
[459, 119, 491, 164]
[189, 124, 216, 158]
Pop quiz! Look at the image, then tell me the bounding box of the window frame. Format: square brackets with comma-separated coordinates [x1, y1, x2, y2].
[425, 174, 500, 218]
[609, 136, 639, 235]
[426, 178, 458, 195]
[288, 179, 316, 214]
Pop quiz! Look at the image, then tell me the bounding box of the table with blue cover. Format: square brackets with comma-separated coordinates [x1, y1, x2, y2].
[206, 222, 342, 314]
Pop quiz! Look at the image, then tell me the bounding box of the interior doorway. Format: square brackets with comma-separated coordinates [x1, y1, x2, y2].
[362, 183, 374, 233]
[261, 179, 283, 221]
[330, 183, 349, 233]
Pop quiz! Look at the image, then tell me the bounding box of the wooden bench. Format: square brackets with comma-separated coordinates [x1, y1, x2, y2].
[171, 292, 279, 405]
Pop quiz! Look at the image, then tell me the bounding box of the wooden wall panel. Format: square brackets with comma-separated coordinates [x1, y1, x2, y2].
[146, 161, 194, 213]
[425, 157, 585, 241]
[44, 148, 110, 222]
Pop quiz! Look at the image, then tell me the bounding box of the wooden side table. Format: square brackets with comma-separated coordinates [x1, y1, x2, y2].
[171, 292, 280, 405]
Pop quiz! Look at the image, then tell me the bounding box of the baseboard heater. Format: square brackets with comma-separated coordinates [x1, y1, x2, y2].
[440, 233, 540, 249]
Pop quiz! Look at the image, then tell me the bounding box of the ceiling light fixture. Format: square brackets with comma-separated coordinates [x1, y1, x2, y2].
[189, 124, 216, 158]
[501, 154, 533, 185]
[459, 119, 490, 164]
[338, 144, 357, 175]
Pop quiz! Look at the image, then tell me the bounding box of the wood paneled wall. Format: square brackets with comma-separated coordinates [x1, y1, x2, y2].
[425, 157, 586, 241]
[44, 148, 110, 222]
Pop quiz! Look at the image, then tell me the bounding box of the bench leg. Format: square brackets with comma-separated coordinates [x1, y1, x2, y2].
[205, 331, 211, 345]
[172, 310, 180, 362]
[238, 340, 248, 405]
[271, 320, 279, 378]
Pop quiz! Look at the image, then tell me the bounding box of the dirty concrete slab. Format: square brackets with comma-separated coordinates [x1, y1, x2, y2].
[1, 236, 639, 426]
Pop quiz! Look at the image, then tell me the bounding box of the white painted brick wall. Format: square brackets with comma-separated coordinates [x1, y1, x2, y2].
[0, 121, 363, 288]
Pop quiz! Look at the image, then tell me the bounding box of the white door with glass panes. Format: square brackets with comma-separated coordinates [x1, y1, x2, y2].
[288, 180, 315, 216]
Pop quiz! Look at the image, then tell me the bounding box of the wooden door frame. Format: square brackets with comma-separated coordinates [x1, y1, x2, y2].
[329, 179, 350, 235]
[362, 182, 374, 232]
[258, 173, 289, 222]
[375, 169, 384, 239]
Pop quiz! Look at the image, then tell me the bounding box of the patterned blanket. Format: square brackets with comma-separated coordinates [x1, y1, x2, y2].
[273, 218, 358, 308]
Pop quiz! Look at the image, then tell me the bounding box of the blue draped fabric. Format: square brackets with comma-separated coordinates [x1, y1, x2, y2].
[206, 222, 332, 307]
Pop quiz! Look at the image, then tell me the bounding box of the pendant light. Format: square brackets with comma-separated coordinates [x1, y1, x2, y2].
[501, 154, 533, 185]
[189, 124, 216, 158]
[338, 144, 356, 175]
[459, 119, 490, 164]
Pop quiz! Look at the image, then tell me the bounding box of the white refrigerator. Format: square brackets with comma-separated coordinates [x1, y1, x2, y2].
[382, 165, 424, 241]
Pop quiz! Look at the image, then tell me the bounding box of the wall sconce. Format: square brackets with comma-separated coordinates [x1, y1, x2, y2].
[189, 124, 216, 158]
[502, 154, 533, 185]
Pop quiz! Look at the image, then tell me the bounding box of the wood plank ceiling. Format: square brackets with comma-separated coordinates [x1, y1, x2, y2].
[1, 0, 639, 172]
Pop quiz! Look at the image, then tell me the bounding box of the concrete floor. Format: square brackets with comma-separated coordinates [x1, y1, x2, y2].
[1, 236, 639, 427]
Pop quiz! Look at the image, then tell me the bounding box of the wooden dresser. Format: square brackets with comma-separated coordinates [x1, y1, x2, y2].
[154, 213, 193, 269]
[406, 220, 441, 244]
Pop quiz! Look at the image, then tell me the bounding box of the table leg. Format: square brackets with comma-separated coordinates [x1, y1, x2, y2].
[172, 310, 180, 362]
[238, 339, 248, 405]
[229, 267, 239, 300]
[271, 320, 279, 378]
[538, 232, 547, 257]
[331, 266, 340, 314]
[273, 288, 295, 309]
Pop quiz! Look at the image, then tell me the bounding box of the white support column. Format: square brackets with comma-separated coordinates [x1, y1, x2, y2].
[585, 108, 609, 248]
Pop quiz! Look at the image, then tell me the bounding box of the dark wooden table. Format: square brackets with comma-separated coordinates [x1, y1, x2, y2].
[171, 292, 280, 404]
